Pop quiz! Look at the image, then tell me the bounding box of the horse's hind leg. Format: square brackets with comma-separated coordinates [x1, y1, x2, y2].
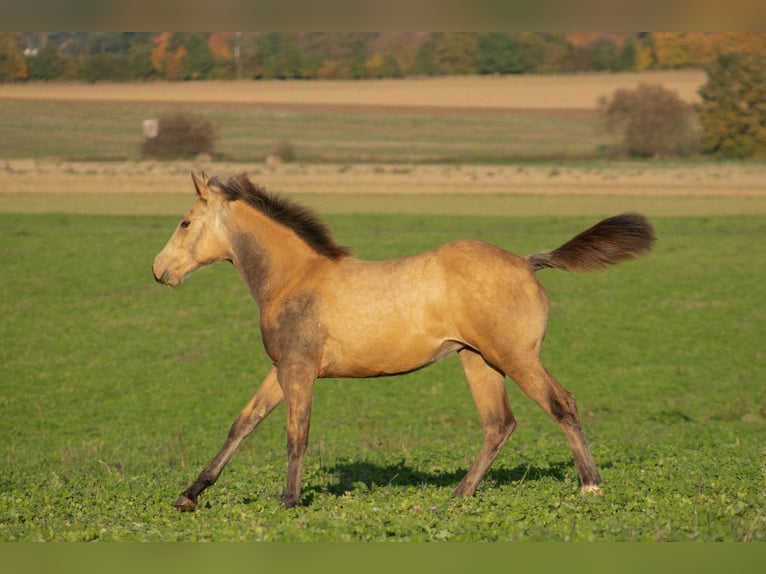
[505, 359, 601, 492]
[174, 365, 284, 511]
[453, 348, 516, 497]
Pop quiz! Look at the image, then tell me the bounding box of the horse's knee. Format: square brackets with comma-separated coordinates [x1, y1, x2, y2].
[487, 411, 516, 444]
[548, 389, 581, 427]
[502, 412, 517, 438]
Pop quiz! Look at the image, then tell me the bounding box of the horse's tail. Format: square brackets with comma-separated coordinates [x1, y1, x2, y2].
[525, 213, 655, 273]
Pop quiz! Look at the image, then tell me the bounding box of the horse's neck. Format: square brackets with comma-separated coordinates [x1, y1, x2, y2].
[227, 203, 319, 307]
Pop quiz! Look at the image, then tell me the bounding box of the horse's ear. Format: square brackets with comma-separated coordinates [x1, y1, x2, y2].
[191, 171, 211, 201]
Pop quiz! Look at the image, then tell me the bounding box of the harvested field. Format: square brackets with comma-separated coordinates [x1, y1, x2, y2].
[4, 159, 766, 197]
[3, 159, 765, 217]
[0, 71, 707, 113]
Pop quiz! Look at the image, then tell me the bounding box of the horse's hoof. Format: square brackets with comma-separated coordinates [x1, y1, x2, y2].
[581, 484, 602, 496]
[173, 494, 197, 511]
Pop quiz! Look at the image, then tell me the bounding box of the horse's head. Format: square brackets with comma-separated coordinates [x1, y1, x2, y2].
[152, 172, 232, 287]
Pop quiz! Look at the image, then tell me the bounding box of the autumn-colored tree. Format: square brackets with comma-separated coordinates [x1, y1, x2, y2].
[316, 59, 350, 79]
[208, 32, 232, 61]
[633, 35, 655, 71]
[652, 33, 698, 69]
[208, 32, 235, 78]
[518, 33, 569, 73]
[365, 52, 401, 78]
[653, 33, 766, 69]
[370, 32, 427, 76]
[151, 32, 186, 80]
[0, 33, 27, 81]
[9, 32, 766, 82]
[432, 33, 478, 75]
[713, 32, 766, 58]
[698, 52, 766, 158]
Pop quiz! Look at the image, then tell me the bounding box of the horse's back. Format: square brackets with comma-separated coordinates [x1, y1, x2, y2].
[330, 239, 535, 300]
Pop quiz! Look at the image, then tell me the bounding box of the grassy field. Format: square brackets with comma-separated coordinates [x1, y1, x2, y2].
[0, 99, 613, 163]
[1, 208, 764, 541]
[1, 75, 764, 544]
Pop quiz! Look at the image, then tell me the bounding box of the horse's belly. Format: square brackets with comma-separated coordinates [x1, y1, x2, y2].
[319, 335, 463, 378]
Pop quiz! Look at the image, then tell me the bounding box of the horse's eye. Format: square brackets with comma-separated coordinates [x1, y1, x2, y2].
[180, 220, 191, 229]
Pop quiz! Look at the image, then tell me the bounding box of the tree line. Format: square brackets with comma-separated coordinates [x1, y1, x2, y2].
[2, 32, 765, 82]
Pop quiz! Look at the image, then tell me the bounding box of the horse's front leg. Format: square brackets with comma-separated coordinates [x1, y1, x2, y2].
[277, 360, 317, 509]
[174, 365, 284, 511]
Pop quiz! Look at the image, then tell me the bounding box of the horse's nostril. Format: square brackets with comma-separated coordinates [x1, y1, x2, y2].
[153, 267, 170, 285]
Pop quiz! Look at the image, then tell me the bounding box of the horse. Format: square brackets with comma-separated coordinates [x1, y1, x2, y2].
[152, 171, 654, 510]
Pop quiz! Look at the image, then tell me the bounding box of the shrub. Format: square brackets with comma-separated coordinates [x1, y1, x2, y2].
[140, 112, 216, 159]
[271, 139, 296, 162]
[698, 52, 766, 158]
[599, 83, 700, 158]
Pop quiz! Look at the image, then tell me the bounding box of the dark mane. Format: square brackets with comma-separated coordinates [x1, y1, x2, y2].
[210, 173, 351, 260]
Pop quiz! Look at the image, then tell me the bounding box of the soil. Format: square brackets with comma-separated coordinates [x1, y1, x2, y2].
[0, 71, 707, 113]
[3, 160, 765, 197]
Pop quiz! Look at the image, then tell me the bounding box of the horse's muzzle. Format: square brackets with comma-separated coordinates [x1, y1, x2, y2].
[152, 265, 171, 286]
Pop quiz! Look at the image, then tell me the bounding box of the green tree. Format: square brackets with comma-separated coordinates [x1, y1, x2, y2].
[616, 36, 638, 71]
[275, 39, 303, 78]
[412, 37, 437, 75]
[125, 42, 156, 80]
[345, 51, 365, 79]
[515, 33, 553, 73]
[589, 36, 618, 71]
[181, 33, 215, 80]
[26, 43, 62, 80]
[299, 52, 324, 79]
[81, 53, 128, 82]
[85, 32, 148, 56]
[477, 33, 524, 74]
[698, 52, 766, 158]
[255, 33, 303, 79]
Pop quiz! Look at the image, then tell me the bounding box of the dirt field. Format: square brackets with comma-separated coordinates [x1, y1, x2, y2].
[4, 159, 766, 198]
[0, 71, 706, 112]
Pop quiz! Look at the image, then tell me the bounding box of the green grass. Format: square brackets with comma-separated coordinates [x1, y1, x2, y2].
[1, 210, 764, 541]
[2, 190, 766, 217]
[0, 100, 613, 163]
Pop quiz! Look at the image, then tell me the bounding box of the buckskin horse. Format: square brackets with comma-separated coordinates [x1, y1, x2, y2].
[152, 172, 654, 510]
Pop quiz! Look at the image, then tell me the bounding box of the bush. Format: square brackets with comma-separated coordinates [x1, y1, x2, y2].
[599, 83, 700, 158]
[140, 112, 216, 160]
[271, 139, 296, 162]
[698, 52, 766, 158]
